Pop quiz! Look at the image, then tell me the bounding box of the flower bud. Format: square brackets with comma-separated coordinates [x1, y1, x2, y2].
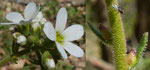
[46, 59, 55, 69]
[32, 12, 47, 30]
[127, 49, 136, 66]
[13, 32, 22, 39]
[28, 36, 36, 43]
[43, 51, 55, 69]
[16, 35, 27, 45]
[9, 26, 16, 31]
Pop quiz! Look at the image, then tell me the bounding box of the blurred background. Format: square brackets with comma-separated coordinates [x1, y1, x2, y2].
[0, 0, 85, 70]
[86, 0, 150, 70]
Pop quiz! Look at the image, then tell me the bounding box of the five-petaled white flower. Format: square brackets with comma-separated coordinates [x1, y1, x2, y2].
[0, 2, 40, 25]
[43, 8, 84, 59]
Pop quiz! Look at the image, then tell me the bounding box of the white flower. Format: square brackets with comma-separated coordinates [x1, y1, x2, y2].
[0, 2, 40, 25]
[17, 35, 27, 45]
[32, 12, 47, 30]
[46, 59, 55, 69]
[43, 8, 84, 59]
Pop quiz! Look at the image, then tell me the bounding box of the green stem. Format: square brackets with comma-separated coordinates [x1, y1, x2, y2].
[0, 46, 44, 67]
[35, 50, 47, 70]
[105, 0, 128, 70]
[0, 55, 12, 66]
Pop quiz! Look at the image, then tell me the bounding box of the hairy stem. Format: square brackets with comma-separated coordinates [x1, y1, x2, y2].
[105, 0, 128, 70]
[130, 32, 148, 68]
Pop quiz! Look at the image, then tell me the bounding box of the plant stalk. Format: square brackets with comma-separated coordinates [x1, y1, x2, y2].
[0, 46, 44, 67]
[105, 0, 128, 70]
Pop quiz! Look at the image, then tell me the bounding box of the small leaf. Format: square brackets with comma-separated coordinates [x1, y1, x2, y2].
[35, 50, 48, 69]
[87, 22, 112, 46]
[87, 22, 104, 40]
[99, 24, 112, 42]
[130, 32, 149, 68]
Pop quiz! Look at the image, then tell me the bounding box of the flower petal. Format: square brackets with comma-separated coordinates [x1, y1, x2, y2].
[55, 8, 67, 33]
[32, 12, 45, 23]
[63, 42, 84, 57]
[55, 42, 68, 59]
[62, 25, 84, 41]
[24, 2, 39, 21]
[6, 12, 23, 23]
[43, 22, 56, 41]
[0, 23, 19, 25]
[36, 12, 43, 19]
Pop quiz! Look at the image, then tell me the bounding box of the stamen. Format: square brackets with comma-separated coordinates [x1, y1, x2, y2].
[56, 31, 64, 45]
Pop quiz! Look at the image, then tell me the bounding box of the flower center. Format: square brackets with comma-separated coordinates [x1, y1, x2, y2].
[56, 31, 64, 45]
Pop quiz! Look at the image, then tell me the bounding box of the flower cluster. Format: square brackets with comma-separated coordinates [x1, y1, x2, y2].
[0, 2, 84, 69]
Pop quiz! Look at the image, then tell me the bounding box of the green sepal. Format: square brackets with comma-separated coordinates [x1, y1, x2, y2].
[43, 51, 52, 63]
